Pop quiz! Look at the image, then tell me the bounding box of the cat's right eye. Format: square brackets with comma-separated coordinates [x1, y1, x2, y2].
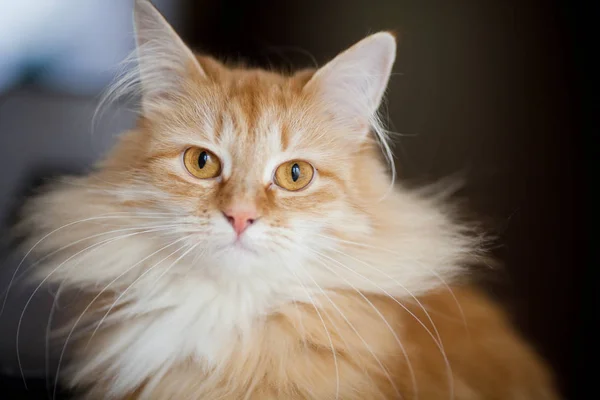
[274, 160, 315, 191]
[183, 147, 222, 179]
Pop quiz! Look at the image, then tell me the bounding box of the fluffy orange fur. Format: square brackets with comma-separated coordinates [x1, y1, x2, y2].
[17, 1, 559, 399]
[118, 287, 555, 400]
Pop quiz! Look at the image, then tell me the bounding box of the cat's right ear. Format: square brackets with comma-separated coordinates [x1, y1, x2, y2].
[303, 32, 396, 137]
[133, 0, 205, 115]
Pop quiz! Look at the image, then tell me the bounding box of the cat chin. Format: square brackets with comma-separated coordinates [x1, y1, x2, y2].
[213, 251, 262, 275]
[214, 237, 259, 255]
[198, 246, 285, 278]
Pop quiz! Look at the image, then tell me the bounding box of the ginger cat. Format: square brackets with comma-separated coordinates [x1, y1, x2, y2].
[18, 0, 558, 398]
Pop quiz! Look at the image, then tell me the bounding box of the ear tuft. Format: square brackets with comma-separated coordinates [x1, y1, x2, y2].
[133, 0, 205, 115]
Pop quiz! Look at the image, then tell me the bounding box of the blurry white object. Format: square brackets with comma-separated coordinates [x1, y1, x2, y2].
[0, 0, 182, 95]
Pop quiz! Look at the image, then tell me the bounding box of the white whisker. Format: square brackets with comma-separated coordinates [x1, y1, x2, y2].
[310, 250, 412, 399]
[86, 240, 201, 346]
[15, 225, 177, 388]
[52, 236, 194, 400]
[284, 245, 401, 399]
[280, 260, 340, 400]
[2, 223, 188, 303]
[323, 245, 454, 400]
[2, 213, 187, 316]
[316, 233, 469, 338]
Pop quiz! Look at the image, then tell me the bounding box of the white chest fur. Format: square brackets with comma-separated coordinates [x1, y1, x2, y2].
[77, 275, 301, 396]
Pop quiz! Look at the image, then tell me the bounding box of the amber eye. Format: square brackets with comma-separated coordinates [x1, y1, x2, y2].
[274, 160, 315, 191]
[183, 147, 221, 179]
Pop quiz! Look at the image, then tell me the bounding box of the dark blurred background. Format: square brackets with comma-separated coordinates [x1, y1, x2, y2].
[0, 0, 590, 398]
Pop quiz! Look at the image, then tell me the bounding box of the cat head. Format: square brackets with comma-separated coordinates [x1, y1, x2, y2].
[90, 0, 397, 275]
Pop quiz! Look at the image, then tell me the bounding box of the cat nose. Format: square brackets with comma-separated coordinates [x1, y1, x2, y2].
[222, 208, 258, 236]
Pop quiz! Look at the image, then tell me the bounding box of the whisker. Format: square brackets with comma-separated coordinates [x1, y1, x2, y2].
[15, 225, 176, 388]
[288, 293, 312, 373]
[309, 250, 412, 399]
[73, 241, 201, 391]
[323, 246, 454, 400]
[279, 259, 340, 400]
[86, 240, 201, 347]
[144, 242, 204, 296]
[272, 238, 385, 390]
[2, 223, 189, 305]
[52, 236, 194, 400]
[45, 283, 62, 398]
[315, 233, 469, 337]
[284, 246, 401, 399]
[2, 213, 187, 316]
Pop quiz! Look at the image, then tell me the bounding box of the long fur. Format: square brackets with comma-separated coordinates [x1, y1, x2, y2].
[15, 1, 558, 398]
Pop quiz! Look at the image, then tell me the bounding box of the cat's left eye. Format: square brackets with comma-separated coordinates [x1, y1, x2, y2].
[274, 160, 315, 191]
[183, 147, 222, 179]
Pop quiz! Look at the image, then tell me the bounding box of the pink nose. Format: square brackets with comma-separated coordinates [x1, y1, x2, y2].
[222, 209, 258, 236]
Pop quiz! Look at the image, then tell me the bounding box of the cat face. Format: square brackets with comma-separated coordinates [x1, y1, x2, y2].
[122, 73, 365, 272]
[93, 0, 397, 274]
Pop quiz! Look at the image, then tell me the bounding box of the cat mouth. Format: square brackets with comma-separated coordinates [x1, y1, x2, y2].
[216, 239, 259, 255]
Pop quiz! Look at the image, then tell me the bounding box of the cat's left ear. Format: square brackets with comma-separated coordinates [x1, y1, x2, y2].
[133, 0, 205, 115]
[304, 32, 396, 134]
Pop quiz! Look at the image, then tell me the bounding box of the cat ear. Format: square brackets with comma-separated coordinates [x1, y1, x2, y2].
[133, 0, 205, 114]
[304, 32, 396, 134]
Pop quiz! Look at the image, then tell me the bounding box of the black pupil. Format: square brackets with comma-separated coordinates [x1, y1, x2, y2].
[198, 151, 208, 169]
[291, 163, 300, 182]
